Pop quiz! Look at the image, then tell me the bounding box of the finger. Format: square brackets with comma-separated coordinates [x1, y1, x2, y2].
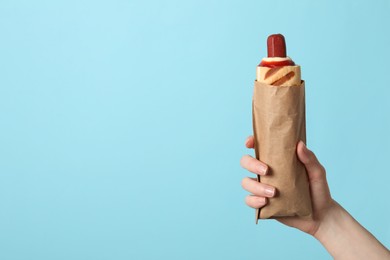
[241, 177, 276, 197]
[297, 141, 332, 206]
[245, 195, 267, 209]
[245, 135, 255, 149]
[297, 141, 326, 182]
[240, 154, 268, 175]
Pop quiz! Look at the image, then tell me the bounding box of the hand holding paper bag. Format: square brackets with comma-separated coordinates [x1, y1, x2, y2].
[241, 136, 327, 234]
[241, 136, 390, 259]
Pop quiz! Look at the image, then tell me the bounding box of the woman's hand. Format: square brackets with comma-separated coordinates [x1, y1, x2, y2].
[240, 136, 390, 259]
[240, 135, 336, 236]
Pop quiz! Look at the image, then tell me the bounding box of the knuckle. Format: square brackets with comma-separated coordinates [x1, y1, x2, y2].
[245, 195, 252, 206]
[256, 184, 264, 195]
[249, 158, 256, 169]
[307, 151, 316, 162]
[241, 177, 249, 188]
[251, 181, 260, 191]
[240, 155, 248, 168]
[247, 196, 267, 208]
[320, 165, 327, 176]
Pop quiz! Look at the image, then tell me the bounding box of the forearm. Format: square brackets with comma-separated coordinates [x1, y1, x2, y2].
[314, 202, 389, 260]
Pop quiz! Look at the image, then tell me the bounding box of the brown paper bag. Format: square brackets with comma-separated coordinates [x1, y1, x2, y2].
[252, 80, 312, 221]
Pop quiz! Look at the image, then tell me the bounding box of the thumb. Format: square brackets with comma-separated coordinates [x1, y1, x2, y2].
[297, 141, 326, 182]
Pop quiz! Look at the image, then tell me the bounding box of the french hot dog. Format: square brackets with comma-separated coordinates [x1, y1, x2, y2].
[256, 34, 301, 87]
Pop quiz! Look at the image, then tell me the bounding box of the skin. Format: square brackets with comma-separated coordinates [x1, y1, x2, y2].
[241, 136, 390, 259]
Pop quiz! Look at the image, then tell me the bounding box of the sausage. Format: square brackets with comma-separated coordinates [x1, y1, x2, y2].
[267, 34, 287, 57]
[259, 34, 295, 67]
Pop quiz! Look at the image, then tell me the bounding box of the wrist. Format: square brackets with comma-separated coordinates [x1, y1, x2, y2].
[313, 201, 356, 259]
[313, 200, 345, 242]
[313, 201, 390, 259]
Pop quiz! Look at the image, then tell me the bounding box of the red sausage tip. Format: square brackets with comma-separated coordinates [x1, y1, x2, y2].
[267, 34, 287, 58]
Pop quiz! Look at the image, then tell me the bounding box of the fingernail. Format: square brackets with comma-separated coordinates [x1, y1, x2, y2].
[258, 164, 267, 175]
[265, 187, 275, 197]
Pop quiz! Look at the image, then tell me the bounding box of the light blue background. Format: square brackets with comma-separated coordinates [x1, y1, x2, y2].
[0, 0, 389, 259]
